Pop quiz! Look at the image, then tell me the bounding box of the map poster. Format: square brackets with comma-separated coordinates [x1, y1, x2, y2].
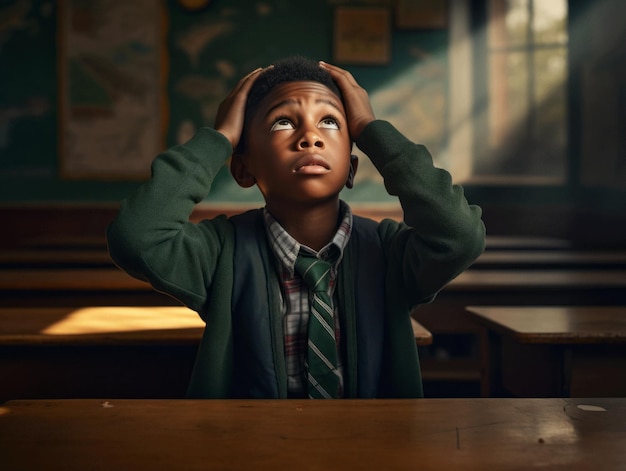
[59, 0, 165, 179]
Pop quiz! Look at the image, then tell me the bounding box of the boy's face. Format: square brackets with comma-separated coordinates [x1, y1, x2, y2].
[234, 81, 354, 209]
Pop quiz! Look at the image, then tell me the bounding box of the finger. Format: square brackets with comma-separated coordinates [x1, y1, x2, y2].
[319, 61, 359, 87]
[239, 66, 267, 89]
[228, 67, 264, 96]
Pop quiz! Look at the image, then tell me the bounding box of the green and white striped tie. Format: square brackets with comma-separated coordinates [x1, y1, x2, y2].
[295, 253, 340, 399]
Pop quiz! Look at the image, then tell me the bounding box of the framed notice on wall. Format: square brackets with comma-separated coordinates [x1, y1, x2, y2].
[333, 7, 391, 65]
[395, 0, 448, 30]
[58, 0, 166, 179]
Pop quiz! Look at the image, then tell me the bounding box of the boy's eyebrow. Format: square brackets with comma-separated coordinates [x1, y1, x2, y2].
[264, 98, 343, 118]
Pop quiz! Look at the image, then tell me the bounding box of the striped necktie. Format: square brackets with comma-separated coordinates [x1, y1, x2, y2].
[294, 253, 340, 399]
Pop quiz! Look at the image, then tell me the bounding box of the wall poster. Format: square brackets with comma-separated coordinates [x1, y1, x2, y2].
[59, 0, 166, 179]
[333, 7, 391, 65]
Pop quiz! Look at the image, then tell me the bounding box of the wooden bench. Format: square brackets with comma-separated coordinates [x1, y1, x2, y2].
[8, 267, 621, 295]
[472, 250, 626, 269]
[0, 268, 174, 306]
[466, 305, 626, 397]
[3, 267, 626, 306]
[0, 248, 114, 268]
[5, 234, 626, 270]
[5, 248, 626, 270]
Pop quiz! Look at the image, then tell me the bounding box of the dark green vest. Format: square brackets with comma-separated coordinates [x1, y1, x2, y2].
[229, 209, 388, 398]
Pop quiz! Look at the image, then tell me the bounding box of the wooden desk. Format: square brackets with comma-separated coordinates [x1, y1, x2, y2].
[416, 271, 626, 332]
[1, 398, 624, 470]
[2, 267, 623, 397]
[0, 307, 431, 401]
[0, 306, 431, 346]
[413, 271, 626, 395]
[466, 306, 626, 397]
[0, 306, 205, 346]
[0, 307, 205, 402]
[411, 317, 433, 346]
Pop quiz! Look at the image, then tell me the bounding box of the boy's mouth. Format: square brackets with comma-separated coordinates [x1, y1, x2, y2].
[293, 154, 331, 174]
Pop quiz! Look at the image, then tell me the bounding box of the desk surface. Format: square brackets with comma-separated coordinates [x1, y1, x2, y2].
[0, 306, 204, 345]
[466, 306, 626, 344]
[1, 398, 624, 470]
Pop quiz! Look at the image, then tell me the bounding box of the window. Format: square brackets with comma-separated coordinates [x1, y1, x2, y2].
[448, 0, 569, 185]
[482, 0, 568, 182]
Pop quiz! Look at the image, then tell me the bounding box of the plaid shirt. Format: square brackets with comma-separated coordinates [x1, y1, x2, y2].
[263, 202, 353, 398]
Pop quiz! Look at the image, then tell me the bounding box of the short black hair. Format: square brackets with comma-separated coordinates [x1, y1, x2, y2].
[236, 56, 342, 154]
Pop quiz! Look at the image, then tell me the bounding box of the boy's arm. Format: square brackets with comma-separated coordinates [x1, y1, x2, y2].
[107, 68, 264, 312]
[357, 120, 486, 306]
[322, 60, 484, 305]
[106, 129, 234, 312]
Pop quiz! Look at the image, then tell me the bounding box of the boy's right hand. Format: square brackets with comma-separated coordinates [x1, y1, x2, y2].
[214, 67, 265, 150]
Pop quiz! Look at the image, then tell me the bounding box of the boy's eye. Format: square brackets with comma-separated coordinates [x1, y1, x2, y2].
[319, 117, 339, 129]
[270, 118, 294, 131]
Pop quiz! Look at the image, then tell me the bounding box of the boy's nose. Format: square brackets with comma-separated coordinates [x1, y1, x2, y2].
[298, 131, 324, 149]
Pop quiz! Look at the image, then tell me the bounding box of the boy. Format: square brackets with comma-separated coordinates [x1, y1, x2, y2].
[107, 57, 485, 399]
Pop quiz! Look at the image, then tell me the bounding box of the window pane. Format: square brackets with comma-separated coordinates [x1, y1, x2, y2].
[477, 0, 568, 182]
[489, 0, 529, 48]
[532, 48, 567, 174]
[533, 0, 568, 44]
[488, 49, 530, 145]
[505, 0, 530, 45]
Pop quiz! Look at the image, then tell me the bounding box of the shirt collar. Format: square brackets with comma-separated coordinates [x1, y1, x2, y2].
[264, 201, 353, 277]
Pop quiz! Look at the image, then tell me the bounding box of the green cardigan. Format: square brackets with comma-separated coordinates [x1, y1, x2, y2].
[107, 120, 485, 398]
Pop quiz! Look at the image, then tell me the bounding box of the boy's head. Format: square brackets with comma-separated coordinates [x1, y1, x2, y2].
[230, 56, 357, 209]
[235, 56, 342, 154]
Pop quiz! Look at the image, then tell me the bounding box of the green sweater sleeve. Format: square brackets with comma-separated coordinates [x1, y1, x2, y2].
[355, 120, 486, 307]
[106, 127, 235, 314]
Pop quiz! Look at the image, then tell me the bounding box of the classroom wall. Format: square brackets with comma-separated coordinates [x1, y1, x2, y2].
[0, 0, 448, 206]
[1, 0, 625, 246]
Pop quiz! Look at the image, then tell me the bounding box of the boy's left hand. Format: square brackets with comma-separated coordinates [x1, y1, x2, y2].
[320, 61, 375, 140]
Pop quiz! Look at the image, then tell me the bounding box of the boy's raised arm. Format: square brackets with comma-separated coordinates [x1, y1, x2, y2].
[321, 61, 485, 305]
[107, 67, 265, 313]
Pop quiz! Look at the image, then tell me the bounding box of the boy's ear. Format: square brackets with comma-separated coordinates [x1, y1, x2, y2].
[230, 153, 256, 188]
[345, 154, 359, 189]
